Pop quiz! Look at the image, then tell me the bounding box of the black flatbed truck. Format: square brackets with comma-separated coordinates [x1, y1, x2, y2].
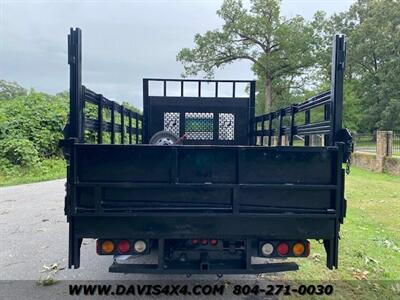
[60, 28, 352, 275]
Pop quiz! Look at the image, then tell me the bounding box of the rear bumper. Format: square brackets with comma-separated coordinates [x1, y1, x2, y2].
[109, 260, 299, 274]
[68, 214, 340, 273]
[72, 214, 338, 239]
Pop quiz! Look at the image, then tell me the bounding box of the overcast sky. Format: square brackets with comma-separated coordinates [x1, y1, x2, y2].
[0, 0, 354, 109]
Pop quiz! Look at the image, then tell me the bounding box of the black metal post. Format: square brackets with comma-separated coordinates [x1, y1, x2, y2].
[97, 94, 103, 144]
[198, 81, 201, 97]
[324, 104, 330, 146]
[135, 114, 139, 144]
[120, 105, 125, 144]
[268, 114, 273, 146]
[289, 105, 296, 146]
[111, 102, 115, 144]
[68, 28, 83, 141]
[277, 109, 284, 146]
[261, 115, 265, 146]
[142, 79, 149, 143]
[304, 110, 310, 146]
[249, 81, 256, 145]
[213, 113, 219, 142]
[128, 111, 132, 144]
[181, 81, 184, 97]
[81, 86, 86, 143]
[329, 34, 346, 145]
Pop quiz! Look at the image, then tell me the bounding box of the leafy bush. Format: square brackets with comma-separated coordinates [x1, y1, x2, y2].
[0, 158, 66, 186]
[0, 82, 144, 185]
[0, 137, 39, 167]
[0, 91, 68, 159]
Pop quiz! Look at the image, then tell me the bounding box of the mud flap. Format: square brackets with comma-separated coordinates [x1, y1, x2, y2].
[324, 221, 339, 269]
[68, 220, 82, 269]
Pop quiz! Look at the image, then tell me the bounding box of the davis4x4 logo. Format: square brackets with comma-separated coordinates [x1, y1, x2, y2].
[69, 284, 336, 296]
[69, 284, 225, 296]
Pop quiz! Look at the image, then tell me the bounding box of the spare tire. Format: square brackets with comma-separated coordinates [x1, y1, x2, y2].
[149, 131, 179, 145]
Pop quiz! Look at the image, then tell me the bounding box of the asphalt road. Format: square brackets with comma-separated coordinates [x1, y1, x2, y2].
[0, 179, 282, 299]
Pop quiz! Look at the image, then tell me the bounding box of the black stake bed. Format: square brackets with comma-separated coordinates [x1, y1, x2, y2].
[61, 28, 350, 274]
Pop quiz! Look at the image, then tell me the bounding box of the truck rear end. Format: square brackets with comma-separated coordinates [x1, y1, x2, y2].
[61, 28, 352, 274]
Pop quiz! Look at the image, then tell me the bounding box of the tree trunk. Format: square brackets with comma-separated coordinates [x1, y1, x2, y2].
[264, 77, 273, 113]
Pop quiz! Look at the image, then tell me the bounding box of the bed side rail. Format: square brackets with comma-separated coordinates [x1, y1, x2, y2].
[252, 90, 333, 147]
[81, 87, 143, 144]
[251, 35, 351, 158]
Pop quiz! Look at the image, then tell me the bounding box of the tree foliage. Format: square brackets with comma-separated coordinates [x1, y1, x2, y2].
[177, 0, 318, 113]
[348, 0, 400, 131]
[314, 0, 400, 132]
[0, 80, 27, 100]
[178, 0, 400, 131]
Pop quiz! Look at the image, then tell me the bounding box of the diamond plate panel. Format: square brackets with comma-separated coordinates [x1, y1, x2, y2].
[164, 112, 180, 136]
[219, 113, 235, 140]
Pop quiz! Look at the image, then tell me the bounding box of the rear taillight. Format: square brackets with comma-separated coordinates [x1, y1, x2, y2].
[292, 242, 305, 256]
[100, 240, 114, 254]
[210, 239, 218, 246]
[277, 242, 289, 256]
[259, 240, 309, 257]
[118, 240, 130, 254]
[261, 243, 274, 256]
[134, 240, 147, 253]
[97, 239, 148, 255]
[201, 239, 208, 245]
[191, 239, 199, 245]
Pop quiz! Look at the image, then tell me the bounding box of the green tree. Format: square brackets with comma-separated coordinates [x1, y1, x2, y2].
[315, 0, 400, 131]
[348, 0, 400, 131]
[177, 0, 318, 113]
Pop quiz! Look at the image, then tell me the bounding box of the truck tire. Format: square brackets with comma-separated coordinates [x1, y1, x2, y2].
[149, 131, 179, 145]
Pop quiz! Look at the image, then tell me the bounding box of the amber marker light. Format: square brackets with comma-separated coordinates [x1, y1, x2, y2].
[293, 242, 305, 256]
[101, 240, 115, 254]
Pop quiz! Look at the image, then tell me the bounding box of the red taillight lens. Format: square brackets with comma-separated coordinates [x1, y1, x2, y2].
[118, 240, 130, 253]
[191, 239, 199, 245]
[210, 239, 218, 246]
[201, 239, 208, 245]
[277, 242, 289, 256]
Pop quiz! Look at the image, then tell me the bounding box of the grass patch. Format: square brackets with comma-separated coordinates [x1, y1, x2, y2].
[281, 167, 400, 299]
[0, 158, 66, 186]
